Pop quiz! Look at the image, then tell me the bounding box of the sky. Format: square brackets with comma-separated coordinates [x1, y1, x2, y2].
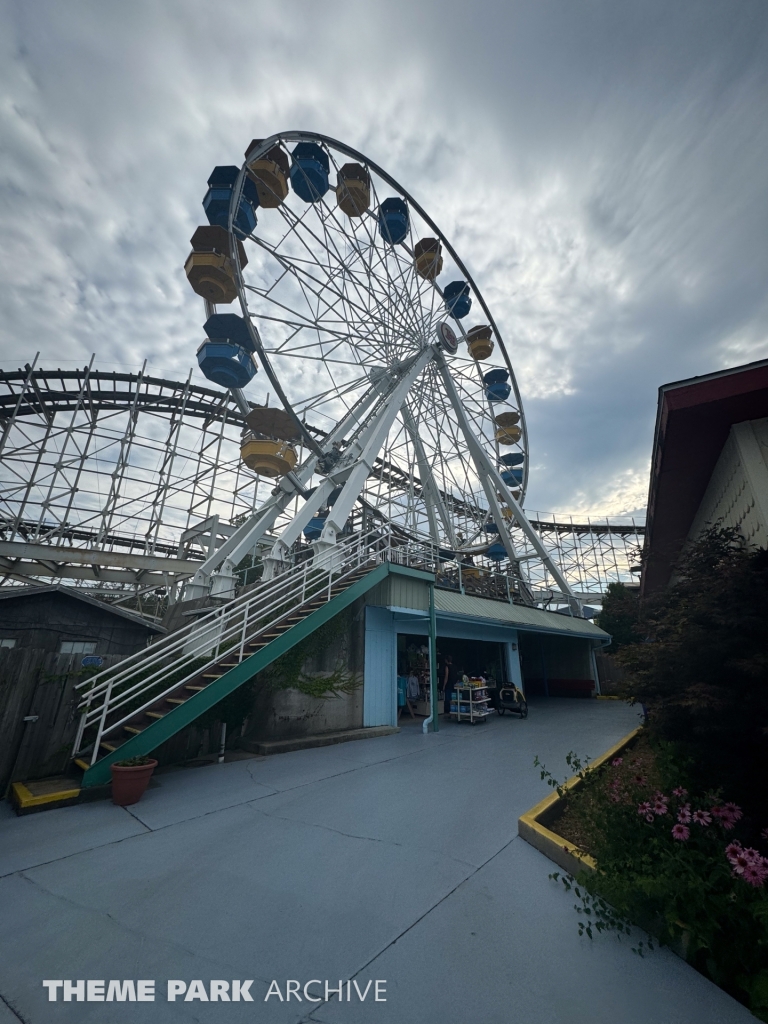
[1, 0, 767, 517]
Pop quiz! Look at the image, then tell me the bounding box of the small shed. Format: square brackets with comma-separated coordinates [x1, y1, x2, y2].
[0, 585, 164, 791]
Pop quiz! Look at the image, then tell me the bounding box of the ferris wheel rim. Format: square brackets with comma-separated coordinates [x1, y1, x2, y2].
[228, 130, 530, 499]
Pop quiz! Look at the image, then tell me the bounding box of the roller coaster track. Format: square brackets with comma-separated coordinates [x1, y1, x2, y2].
[0, 366, 644, 602]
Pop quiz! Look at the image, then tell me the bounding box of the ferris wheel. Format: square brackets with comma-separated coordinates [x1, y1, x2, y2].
[183, 131, 575, 605]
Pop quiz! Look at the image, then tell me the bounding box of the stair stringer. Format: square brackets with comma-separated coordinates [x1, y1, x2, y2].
[80, 562, 433, 787]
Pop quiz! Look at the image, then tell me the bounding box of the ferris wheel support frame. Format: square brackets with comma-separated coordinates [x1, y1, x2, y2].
[261, 346, 433, 579]
[400, 400, 457, 549]
[185, 358, 388, 595]
[314, 348, 434, 553]
[434, 350, 579, 611]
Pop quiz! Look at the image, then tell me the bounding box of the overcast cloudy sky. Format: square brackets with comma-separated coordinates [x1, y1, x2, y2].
[1, 0, 766, 516]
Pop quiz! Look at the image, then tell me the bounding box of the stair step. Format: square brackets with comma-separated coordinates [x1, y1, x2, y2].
[185, 684, 206, 692]
[146, 711, 165, 720]
[124, 726, 143, 735]
[74, 758, 91, 771]
[167, 697, 187, 706]
[203, 672, 223, 679]
[101, 741, 118, 752]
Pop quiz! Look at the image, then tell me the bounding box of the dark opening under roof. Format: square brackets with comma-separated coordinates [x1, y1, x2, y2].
[642, 357, 768, 595]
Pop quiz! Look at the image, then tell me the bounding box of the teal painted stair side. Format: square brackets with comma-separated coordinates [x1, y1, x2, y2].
[81, 562, 432, 787]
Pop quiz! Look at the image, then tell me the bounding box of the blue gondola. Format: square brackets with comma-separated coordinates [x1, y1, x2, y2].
[483, 368, 511, 403]
[487, 542, 507, 561]
[501, 468, 524, 486]
[290, 143, 330, 203]
[196, 340, 255, 389]
[484, 520, 500, 533]
[500, 453, 524, 467]
[203, 313, 255, 352]
[378, 198, 409, 244]
[443, 280, 472, 319]
[203, 166, 259, 237]
[303, 515, 327, 540]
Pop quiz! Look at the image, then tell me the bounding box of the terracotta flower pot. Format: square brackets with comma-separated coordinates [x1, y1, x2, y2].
[110, 759, 158, 806]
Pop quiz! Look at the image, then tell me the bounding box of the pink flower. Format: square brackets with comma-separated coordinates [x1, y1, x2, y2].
[725, 842, 743, 864]
[742, 863, 767, 887]
[677, 804, 692, 824]
[672, 787, 688, 797]
[723, 802, 743, 822]
[730, 850, 753, 875]
[732, 851, 768, 887]
[633, 774, 647, 786]
[717, 803, 743, 830]
[638, 802, 652, 816]
[762, 827, 768, 841]
[672, 824, 690, 841]
[646, 814, 655, 823]
[692, 810, 712, 827]
[611, 757, 623, 767]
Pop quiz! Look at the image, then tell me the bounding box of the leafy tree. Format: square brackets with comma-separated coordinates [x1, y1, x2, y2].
[618, 526, 768, 827]
[595, 582, 639, 649]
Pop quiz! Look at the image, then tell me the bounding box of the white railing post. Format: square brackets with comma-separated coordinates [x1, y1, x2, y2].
[90, 678, 115, 765]
[239, 598, 250, 662]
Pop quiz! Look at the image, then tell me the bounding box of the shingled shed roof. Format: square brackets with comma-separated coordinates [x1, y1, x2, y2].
[0, 584, 166, 632]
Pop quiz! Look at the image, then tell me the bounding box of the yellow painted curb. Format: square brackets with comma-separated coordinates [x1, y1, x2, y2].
[11, 781, 81, 811]
[518, 727, 642, 876]
[596, 695, 621, 700]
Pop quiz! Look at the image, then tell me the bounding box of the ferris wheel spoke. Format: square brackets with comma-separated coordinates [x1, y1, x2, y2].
[249, 232, 396, 341]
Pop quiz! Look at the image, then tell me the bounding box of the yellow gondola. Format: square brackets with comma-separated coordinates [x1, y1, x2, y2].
[240, 439, 297, 477]
[240, 406, 300, 477]
[245, 139, 290, 208]
[466, 325, 494, 360]
[184, 226, 248, 304]
[495, 411, 522, 445]
[336, 163, 370, 217]
[413, 237, 443, 280]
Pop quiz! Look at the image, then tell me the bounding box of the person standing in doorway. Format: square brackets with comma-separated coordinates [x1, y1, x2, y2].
[443, 654, 458, 718]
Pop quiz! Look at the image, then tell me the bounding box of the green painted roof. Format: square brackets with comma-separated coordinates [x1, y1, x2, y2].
[433, 589, 610, 641]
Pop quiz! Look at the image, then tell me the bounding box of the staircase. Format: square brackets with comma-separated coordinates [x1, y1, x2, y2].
[70, 530, 435, 788]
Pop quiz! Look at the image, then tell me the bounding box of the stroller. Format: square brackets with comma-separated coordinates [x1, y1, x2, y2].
[496, 684, 528, 718]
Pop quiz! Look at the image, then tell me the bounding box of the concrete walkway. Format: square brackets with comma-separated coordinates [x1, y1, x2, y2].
[0, 699, 756, 1024]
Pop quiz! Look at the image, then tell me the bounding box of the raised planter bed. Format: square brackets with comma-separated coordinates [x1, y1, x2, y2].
[517, 727, 641, 874]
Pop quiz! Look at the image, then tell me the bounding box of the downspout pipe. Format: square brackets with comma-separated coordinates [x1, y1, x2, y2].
[423, 582, 439, 734]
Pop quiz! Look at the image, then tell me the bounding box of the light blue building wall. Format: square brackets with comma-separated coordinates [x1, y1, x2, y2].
[363, 605, 524, 727]
[362, 579, 608, 727]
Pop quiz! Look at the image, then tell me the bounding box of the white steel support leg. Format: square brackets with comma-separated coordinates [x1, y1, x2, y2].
[401, 401, 456, 548]
[434, 351, 579, 608]
[261, 476, 337, 579]
[189, 378, 384, 592]
[317, 347, 435, 548]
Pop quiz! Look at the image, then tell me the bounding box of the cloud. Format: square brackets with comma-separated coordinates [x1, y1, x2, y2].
[0, 0, 766, 518]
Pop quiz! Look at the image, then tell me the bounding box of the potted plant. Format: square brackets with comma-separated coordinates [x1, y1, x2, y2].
[110, 755, 158, 806]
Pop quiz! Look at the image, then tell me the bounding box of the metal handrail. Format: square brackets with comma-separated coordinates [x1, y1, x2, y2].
[73, 528, 421, 761]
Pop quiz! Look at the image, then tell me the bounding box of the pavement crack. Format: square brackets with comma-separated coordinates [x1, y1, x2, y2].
[16, 873, 265, 980]
[0, 990, 29, 1023]
[248, 802, 404, 849]
[0, 824, 150, 881]
[344, 834, 520, 982]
